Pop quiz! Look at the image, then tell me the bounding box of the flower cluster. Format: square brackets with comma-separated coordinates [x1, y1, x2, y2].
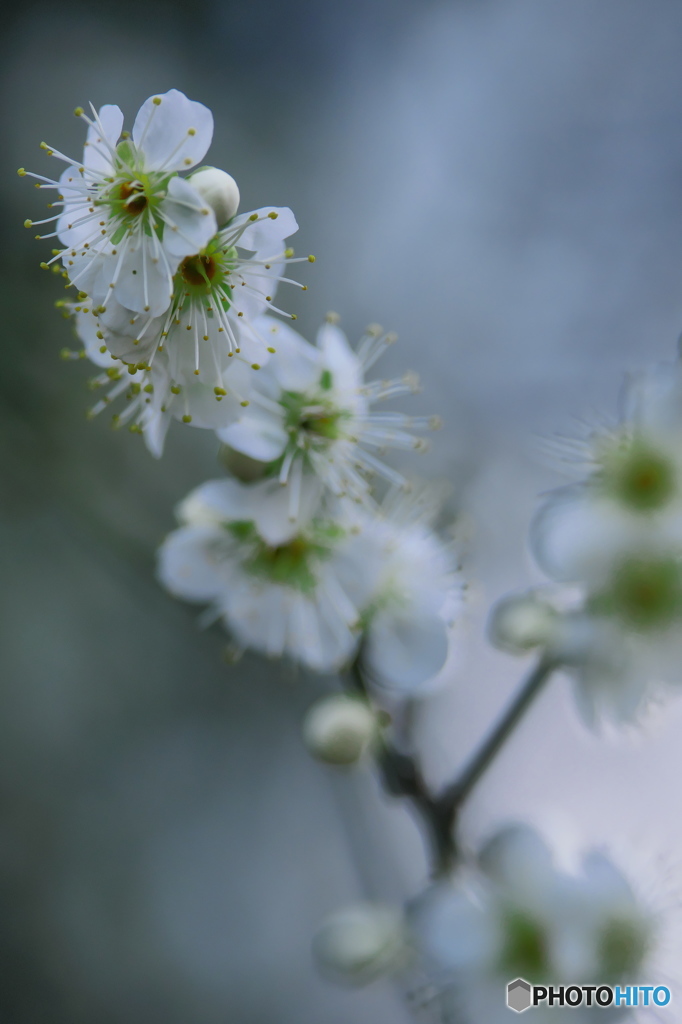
[411, 824, 654, 1023]
[24, 88, 675, 1023]
[22, 89, 460, 689]
[317, 824, 655, 1023]
[491, 360, 682, 726]
[157, 474, 462, 689]
[23, 90, 311, 455]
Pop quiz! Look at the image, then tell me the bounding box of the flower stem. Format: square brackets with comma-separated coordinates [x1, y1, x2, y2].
[347, 655, 557, 875]
[439, 655, 557, 816]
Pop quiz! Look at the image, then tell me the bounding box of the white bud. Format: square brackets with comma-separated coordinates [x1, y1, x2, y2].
[302, 695, 377, 766]
[488, 591, 559, 654]
[188, 167, 240, 226]
[313, 903, 407, 985]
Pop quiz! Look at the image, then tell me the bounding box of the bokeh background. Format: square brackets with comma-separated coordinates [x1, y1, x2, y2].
[4, 0, 682, 1019]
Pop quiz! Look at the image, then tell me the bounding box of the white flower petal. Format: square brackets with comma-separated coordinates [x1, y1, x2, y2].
[84, 104, 122, 173]
[111, 238, 174, 316]
[228, 206, 298, 252]
[529, 486, 646, 585]
[156, 526, 227, 601]
[162, 176, 217, 259]
[219, 412, 288, 463]
[317, 322, 362, 393]
[132, 89, 213, 172]
[364, 608, 449, 694]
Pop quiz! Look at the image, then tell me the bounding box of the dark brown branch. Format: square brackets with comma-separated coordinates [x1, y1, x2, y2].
[347, 655, 557, 875]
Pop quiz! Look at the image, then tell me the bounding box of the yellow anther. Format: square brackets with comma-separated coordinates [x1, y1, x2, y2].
[265, 295, 272, 302]
[308, 254, 316, 263]
[170, 385, 181, 395]
[99, 345, 107, 354]
[17, 168, 26, 176]
[106, 367, 120, 379]
[24, 219, 32, 228]
[268, 211, 278, 220]
[251, 363, 261, 370]
[290, 314, 297, 320]
[193, 369, 200, 375]
[214, 386, 227, 396]
[127, 364, 137, 376]
[152, 97, 162, 106]
[96, 331, 104, 340]
[284, 248, 294, 257]
[188, 127, 196, 136]
[39, 262, 49, 270]
[182, 414, 192, 423]
[249, 213, 259, 221]
[267, 347, 277, 353]
[240, 400, 250, 407]
[143, 384, 154, 393]
[74, 107, 84, 116]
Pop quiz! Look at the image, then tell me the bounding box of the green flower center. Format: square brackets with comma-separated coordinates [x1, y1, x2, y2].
[498, 909, 549, 982]
[172, 239, 236, 313]
[279, 372, 351, 446]
[597, 915, 649, 982]
[227, 519, 345, 592]
[599, 439, 676, 512]
[591, 556, 682, 630]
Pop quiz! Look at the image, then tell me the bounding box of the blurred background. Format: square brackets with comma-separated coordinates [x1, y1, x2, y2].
[4, 0, 682, 1019]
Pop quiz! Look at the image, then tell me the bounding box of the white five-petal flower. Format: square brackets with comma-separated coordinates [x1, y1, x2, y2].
[24, 90, 218, 316]
[219, 316, 440, 505]
[411, 824, 654, 1024]
[157, 476, 369, 673]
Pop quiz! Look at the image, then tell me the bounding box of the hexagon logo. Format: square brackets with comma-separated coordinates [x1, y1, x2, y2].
[507, 978, 532, 1013]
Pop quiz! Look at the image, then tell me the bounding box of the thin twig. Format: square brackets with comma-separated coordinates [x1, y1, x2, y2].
[346, 655, 557, 875]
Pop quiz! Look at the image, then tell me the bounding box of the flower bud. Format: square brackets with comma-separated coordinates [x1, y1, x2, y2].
[188, 167, 240, 227]
[218, 444, 269, 482]
[302, 695, 378, 766]
[488, 591, 559, 654]
[313, 903, 407, 985]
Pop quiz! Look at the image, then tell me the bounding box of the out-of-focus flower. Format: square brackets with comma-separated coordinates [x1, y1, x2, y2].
[410, 824, 654, 1024]
[156, 476, 370, 672]
[338, 487, 465, 696]
[302, 694, 380, 765]
[23, 90, 219, 315]
[313, 903, 408, 985]
[219, 315, 440, 505]
[528, 363, 682, 723]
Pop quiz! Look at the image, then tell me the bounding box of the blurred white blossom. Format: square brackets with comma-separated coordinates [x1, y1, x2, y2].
[410, 823, 654, 1024]
[528, 362, 682, 723]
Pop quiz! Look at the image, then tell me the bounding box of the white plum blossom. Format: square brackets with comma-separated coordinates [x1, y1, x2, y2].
[337, 487, 464, 696]
[85, 207, 307, 427]
[529, 362, 682, 723]
[219, 315, 440, 505]
[156, 476, 370, 673]
[61, 298, 173, 457]
[23, 90, 218, 316]
[410, 824, 654, 1024]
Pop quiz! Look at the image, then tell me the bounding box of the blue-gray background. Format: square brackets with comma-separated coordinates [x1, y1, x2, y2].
[3, 0, 682, 1019]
